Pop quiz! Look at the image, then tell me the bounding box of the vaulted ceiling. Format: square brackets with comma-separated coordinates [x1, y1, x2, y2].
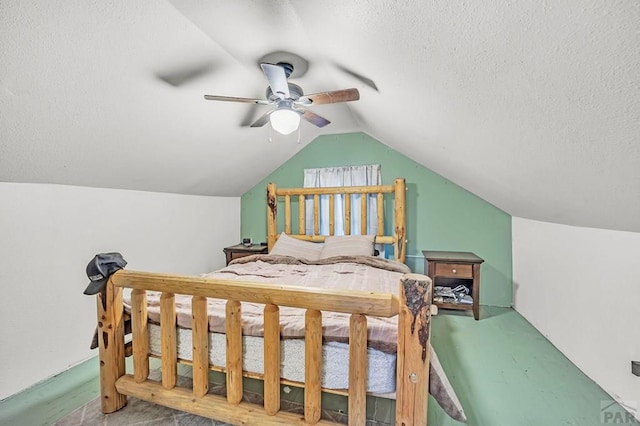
[1, 1, 639, 232]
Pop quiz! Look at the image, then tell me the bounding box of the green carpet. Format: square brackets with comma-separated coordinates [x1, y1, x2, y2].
[428, 306, 631, 425]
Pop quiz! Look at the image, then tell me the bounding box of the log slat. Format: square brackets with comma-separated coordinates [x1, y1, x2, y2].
[360, 194, 367, 235]
[348, 314, 367, 426]
[305, 309, 322, 425]
[284, 195, 291, 234]
[328, 194, 335, 236]
[160, 292, 177, 389]
[226, 300, 243, 405]
[377, 193, 384, 236]
[131, 289, 149, 383]
[263, 304, 281, 415]
[192, 295, 208, 397]
[313, 194, 319, 235]
[344, 195, 351, 235]
[298, 195, 305, 236]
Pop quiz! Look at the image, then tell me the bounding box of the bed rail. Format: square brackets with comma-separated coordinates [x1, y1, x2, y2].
[96, 270, 431, 425]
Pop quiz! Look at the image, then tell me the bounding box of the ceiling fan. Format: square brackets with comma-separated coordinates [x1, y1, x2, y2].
[204, 62, 360, 135]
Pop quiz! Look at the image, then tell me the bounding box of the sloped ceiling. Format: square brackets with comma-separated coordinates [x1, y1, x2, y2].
[1, 1, 639, 232]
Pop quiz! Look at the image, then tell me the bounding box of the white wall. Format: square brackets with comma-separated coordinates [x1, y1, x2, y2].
[0, 183, 240, 400]
[512, 217, 640, 409]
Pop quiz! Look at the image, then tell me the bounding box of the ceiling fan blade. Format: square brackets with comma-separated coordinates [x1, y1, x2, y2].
[240, 103, 261, 127]
[300, 109, 331, 128]
[299, 88, 360, 105]
[260, 63, 290, 99]
[204, 95, 271, 105]
[334, 64, 379, 91]
[250, 110, 274, 127]
[156, 62, 214, 87]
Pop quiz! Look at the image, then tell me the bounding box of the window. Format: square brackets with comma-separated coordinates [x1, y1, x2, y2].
[303, 165, 382, 236]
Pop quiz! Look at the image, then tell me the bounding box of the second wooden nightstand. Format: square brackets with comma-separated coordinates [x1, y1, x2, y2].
[223, 244, 268, 265]
[423, 250, 484, 320]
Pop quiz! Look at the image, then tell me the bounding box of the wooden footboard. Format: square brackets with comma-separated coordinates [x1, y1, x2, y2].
[97, 270, 431, 425]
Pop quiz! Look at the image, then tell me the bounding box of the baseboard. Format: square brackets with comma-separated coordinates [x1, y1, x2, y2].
[0, 356, 100, 426]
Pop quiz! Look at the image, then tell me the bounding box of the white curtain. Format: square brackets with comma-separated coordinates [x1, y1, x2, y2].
[304, 165, 382, 236]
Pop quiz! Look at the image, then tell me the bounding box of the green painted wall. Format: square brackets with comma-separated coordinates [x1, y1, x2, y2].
[241, 132, 512, 307]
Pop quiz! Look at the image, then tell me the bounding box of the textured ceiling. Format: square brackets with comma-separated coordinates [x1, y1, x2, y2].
[1, 1, 639, 232]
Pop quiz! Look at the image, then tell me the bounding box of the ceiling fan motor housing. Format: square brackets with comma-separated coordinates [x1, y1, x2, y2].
[266, 83, 303, 102]
[277, 62, 294, 78]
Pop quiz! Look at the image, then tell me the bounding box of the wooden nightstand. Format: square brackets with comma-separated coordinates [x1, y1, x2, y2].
[423, 251, 484, 320]
[223, 244, 268, 265]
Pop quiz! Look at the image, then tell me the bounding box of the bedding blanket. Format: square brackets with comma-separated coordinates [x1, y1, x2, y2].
[123, 254, 466, 422]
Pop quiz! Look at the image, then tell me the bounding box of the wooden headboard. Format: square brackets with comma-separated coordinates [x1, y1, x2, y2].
[266, 178, 406, 263]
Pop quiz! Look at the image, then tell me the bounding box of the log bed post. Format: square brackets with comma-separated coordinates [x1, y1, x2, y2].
[394, 178, 406, 263]
[267, 183, 277, 251]
[97, 275, 126, 413]
[396, 273, 432, 426]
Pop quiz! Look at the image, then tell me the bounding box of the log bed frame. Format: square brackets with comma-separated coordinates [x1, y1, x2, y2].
[96, 178, 433, 425]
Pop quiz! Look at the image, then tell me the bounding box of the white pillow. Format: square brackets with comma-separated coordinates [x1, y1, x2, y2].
[269, 232, 324, 260]
[319, 235, 376, 259]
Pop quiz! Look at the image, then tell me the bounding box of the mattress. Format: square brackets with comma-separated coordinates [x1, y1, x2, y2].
[148, 323, 397, 394]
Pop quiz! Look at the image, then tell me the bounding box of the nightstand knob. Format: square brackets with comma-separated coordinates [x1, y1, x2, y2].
[452, 268, 457, 274]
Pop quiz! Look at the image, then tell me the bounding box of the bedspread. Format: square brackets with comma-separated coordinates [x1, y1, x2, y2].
[168, 255, 407, 352]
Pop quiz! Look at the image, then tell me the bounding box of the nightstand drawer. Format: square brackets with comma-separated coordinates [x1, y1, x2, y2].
[434, 263, 473, 278]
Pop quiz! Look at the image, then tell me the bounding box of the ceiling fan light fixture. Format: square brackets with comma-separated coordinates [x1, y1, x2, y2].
[270, 108, 300, 135]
